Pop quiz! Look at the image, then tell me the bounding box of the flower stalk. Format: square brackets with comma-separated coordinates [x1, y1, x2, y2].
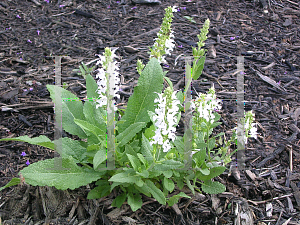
[149, 6, 177, 64]
[192, 19, 210, 61]
[150, 87, 181, 157]
[95, 47, 120, 112]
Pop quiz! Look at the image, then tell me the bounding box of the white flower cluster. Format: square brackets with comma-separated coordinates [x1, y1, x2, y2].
[150, 88, 180, 152]
[152, 32, 175, 64]
[95, 48, 120, 111]
[234, 110, 258, 144]
[164, 32, 176, 55]
[192, 86, 222, 124]
[245, 117, 257, 139]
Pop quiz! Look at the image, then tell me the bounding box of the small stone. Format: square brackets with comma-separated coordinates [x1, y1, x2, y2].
[283, 17, 292, 27]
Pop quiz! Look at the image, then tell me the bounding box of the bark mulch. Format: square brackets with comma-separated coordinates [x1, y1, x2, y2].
[0, 0, 300, 224]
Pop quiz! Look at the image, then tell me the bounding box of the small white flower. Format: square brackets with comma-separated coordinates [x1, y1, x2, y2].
[193, 87, 222, 124]
[250, 124, 257, 139]
[162, 140, 172, 152]
[150, 88, 181, 153]
[165, 36, 175, 55]
[172, 6, 177, 12]
[95, 48, 120, 111]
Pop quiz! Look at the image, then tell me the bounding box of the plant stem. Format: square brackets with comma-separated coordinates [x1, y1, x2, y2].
[80, 163, 93, 170]
[207, 125, 211, 161]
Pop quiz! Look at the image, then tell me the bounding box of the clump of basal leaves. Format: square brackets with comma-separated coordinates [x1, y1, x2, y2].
[0, 6, 257, 212]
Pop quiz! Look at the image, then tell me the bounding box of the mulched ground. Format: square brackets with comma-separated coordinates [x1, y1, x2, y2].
[0, 0, 300, 224]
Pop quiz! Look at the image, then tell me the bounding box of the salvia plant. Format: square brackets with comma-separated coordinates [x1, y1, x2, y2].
[0, 6, 257, 212]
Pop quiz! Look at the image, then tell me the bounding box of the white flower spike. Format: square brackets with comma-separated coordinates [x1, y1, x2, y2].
[150, 87, 181, 153]
[95, 48, 120, 111]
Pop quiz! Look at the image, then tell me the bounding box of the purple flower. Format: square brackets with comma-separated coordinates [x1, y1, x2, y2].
[37, 30, 40, 35]
[177, 8, 180, 12]
[277, 80, 281, 85]
[59, 5, 65, 7]
[107, 5, 110, 8]
[164, 64, 169, 68]
[27, 39, 32, 43]
[6, 27, 11, 30]
[26, 160, 30, 165]
[44, 0, 49, 3]
[230, 37, 235, 40]
[29, 88, 33, 91]
[181, 7, 186, 10]
[21, 152, 26, 156]
[23, 89, 27, 92]
[20, 58, 22, 60]
[16, 15, 21, 18]
[131, 6, 137, 9]
[178, 45, 183, 48]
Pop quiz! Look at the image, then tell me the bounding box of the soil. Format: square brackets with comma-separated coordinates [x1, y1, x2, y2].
[0, 0, 300, 224]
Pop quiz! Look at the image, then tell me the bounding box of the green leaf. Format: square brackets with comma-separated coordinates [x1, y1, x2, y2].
[185, 178, 195, 195]
[162, 170, 172, 178]
[213, 113, 221, 122]
[208, 138, 216, 151]
[134, 184, 151, 197]
[163, 177, 175, 192]
[200, 168, 210, 176]
[144, 180, 166, 205]
[141, 133, 154, 162]
[83, 101, 106, 133]
[137, 153, 147, 167]
[136, 169, 149, 178]
[197, 166, 226, 181]
[118, 58, 164, 133]
[46, 85, 87, 139]
[167, 192, 191, 207]
[135, 178, 144, 187]
[0, 178, 21, 192]
[19, 157, 104, 190]
[127, 192, 143, 212]
[126, 154, 141, 172]
[74, 119, 105, 141]
[112, 192, 127, 208]
[110, 182, 122, 191]
[84, 74, 107, 130]
[176, 179, 184, 190]
[87, 181, 111, 199]
[54, 137, 87, 162]
[144, 124, 155, 140]
[108, 171, 138, 184]
[125, 144, 138, 157]
[152, 160, 184, 171]
[116, 122, 145, 147]
[93, 146, 107, 169]
[192, 56, 206, 80]
[0, 135, 54, 150]
[173, 136, 184, 155]
[211, 122, 222, 129]
[176, 91, 184, 111]
[163, 76, 173, 89]
[196, 142, 207, 150]
[207, 166, 226, 179]
[201, 180, 226, 194]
